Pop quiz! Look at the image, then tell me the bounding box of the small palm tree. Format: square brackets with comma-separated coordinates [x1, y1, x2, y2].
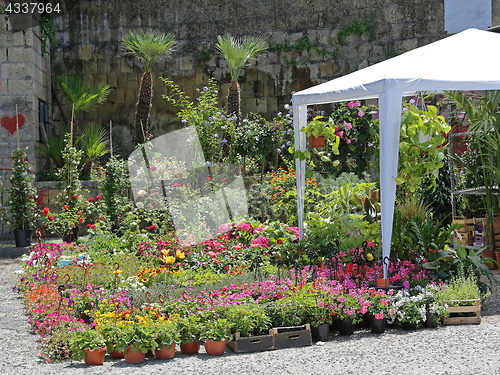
[81, 122, 110, 178]
[58, 74, 110, 146]
[122, 29, 176, 146]
[216, 34, 268, 124]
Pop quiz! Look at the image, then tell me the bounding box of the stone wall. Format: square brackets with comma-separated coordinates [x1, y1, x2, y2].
[50, 0, 470, 157]
[0, 14, 51, 179]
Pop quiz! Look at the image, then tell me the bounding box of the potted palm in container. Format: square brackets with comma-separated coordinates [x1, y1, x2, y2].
[6, 148, 37, 247]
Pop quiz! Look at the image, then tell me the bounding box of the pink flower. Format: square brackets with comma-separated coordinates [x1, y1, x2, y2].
[150, 166, 157, 171]
[346, 139, 351, 144]
[96, 195, 102, 200]
[344, 121, 352, 130]
[375, 312, 385, 319]
[347, 101, 355, 109]
[90, 224, 96, 229]
[173, 182, 181, 187]
[355, 100, 361, 106]
[336, 131, 344, 138]
[358, 110, 364, 117]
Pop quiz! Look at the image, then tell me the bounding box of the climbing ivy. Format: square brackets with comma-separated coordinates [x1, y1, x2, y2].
[336, 15, 377, 45]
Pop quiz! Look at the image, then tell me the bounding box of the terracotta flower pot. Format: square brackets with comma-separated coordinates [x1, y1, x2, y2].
[180, 341, 200, 355]
[377, 278, 389, 288]
[83, 346, 106, 366]
[481, 249, 497, 270]
[155, 344, 176, 359]
[204, 340, 226, 356]
[125, 345, 145, 364]
[496, 250, 500, 267]
[308, 135, 325, 148]
[109, 346, 124, 359]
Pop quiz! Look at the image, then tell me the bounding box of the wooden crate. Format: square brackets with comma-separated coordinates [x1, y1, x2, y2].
[271, 324, 312, 349]
[442, 299, 481, 325]
[226, 331, 274, 353]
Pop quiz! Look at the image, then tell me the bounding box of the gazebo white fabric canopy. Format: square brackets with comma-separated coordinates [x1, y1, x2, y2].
[292, 28, 500, 278]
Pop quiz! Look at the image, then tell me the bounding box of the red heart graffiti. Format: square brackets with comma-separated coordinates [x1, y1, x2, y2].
[1, 114, 25, 135]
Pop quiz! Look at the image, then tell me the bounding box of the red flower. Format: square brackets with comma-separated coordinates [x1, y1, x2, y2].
[277, 239, 283, 244]
[48, 215, 53, 221]
[184, 184, 189, 188]
[77, 211, 81, 216]
[79, 217, 84, 223]
[208, 176, 212, 180]
[42, 207, 49, 215]
[88, 198, 94, 202]
[221, 179, 226, 182]
[150, 166, 157, 171]
[73, 194, 78, 200]
[149, 225, 156, 231]
[96, 195, 102, 200]
[90, 224, 96, 229]
[100, 217, 104, 221]
[64, 205, 70, 209]
[86, 224, 91, 228]
[213, 258, 220, 264]
[172, 183, 181, 187]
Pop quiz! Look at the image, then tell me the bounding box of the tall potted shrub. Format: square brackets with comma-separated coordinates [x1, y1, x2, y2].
[7, 148, 37, 247]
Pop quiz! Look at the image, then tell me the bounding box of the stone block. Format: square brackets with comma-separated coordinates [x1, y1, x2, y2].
[113, 87, 126, 103]
[255, 99, 267, 114]
[319, 61, 334, 76]
[7, 79, 34, 95]
[6, 46, 33, 63]
[400, 38, 418, 52]
[84, 60, 98, 75]
[178, 56, 193, 71]
[80, 44, 93, 60]
[2, 63, 27, 79]
[107, 72, 118, 87]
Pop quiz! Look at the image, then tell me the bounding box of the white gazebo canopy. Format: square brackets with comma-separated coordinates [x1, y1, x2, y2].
[292, 28, 500, 278]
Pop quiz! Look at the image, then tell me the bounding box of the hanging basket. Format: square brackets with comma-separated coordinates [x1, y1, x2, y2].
[308, 135, 325, 148]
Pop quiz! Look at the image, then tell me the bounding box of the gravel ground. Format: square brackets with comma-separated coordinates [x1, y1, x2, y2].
[1, 256, 499, 375]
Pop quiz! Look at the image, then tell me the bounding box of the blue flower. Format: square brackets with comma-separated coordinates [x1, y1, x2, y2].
[214, 134, 219, 138]
[214, 90, 218, 94]
[286, 141, 291, 146]
[222, 139, 228, 143]
[181, 119, 187, 123]
[284, 104, 290, 110]
[221, 126, 227, 130]
[206, 161, 212, 166]
[285, 114, 290, 118]
[277, 112, 282, 116]
[203, 86, 208, 91]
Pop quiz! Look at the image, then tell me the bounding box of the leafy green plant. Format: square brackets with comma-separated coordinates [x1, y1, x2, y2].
[397, 102, 451, 195]
[6, 148, 37, 230]
[80, 122, 110, 178]
[224, 304, 271, 336]
[436, 269, 486, 304]
[69, 328, 106, 360]
[336, 15, 377, 45]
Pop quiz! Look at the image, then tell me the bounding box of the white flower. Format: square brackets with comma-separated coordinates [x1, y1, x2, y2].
[138, 190, 147, 198]
[136, 202, 144, 209]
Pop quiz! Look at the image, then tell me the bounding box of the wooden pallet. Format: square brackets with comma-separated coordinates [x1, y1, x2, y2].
[442, 299, 481, 325]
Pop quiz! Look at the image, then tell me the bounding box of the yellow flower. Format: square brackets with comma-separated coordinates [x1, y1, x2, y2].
[141, 277, 149, 283]
[112, 270, 122, 275]
[164, 256, 176, 264]
[84, 309, 90, 314]
[176, 250, 185, 259]
[160, 249, 169, 257]
[366, 253, 374, 261]
[444, 244, 449, 251]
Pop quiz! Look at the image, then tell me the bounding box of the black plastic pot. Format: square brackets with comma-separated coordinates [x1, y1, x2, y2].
[338, 319, 354, 336]
[369, 316, 386, 334]
[14, 229, 31, 248]
[423, 311, 438, 328]
[401, 322, 417, 330]
[311, 323, 330, 342]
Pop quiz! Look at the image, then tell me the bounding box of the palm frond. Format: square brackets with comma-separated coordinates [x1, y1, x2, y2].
[216, 34, 268, 81]
[123, 29, 176, 72]
[58, 75, 110, 117]
[82, 122, 110, 161]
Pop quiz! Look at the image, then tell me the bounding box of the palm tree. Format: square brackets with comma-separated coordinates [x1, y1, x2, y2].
[58, 74, 110, 146]
[81, 122, 110, 178]
[122, 29, 176, 146]
[216, 34, 268, 124]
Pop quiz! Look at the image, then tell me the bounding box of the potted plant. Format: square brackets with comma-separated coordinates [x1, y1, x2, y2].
[6, 148, 37, 247]
[420, 284, 448, 328]
[199, 313, 234, 356]
[178, 313, 203, 355]
[331, 290, 362, 335]
[301, 116, 334, 148]
[69, 328, 107, 366]
[115, 320, 154, 364]
[389, 288, 427, 330]
[151, 318, 180, 359]
[364, 288, 392, 334]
